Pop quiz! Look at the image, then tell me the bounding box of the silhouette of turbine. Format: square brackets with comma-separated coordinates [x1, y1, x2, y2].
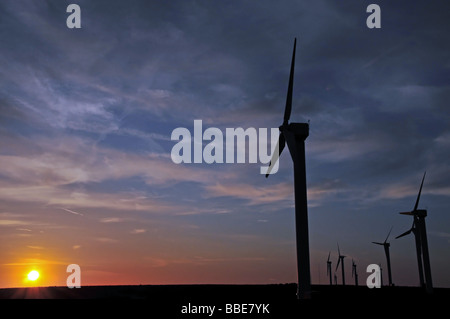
[351, 259, 358, 287]
[335, 243, 346, 286]
[372, 227, 394, 286]
[326, 252, 332, 286]
[396, 172, 433, 294]
[379, 263, 384, 287]
[265, 38, 311, 299]
[396, 220, 424, 287]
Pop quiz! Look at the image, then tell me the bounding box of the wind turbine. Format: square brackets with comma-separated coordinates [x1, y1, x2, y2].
[396, 172, 433, 293]
[352, 259, 358, 287]
[372, 227, 394, 286]
[335, 243, 346, 286]
[396, 220, 424, 287]
[265, 38, 312, 299]
[379, 263, 383, 287]
[326, 252, 332, 286]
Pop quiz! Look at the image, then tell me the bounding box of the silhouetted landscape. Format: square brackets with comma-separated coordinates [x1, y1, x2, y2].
[1, 284, 448, 316]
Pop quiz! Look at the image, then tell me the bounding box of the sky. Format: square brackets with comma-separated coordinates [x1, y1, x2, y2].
[0, 0, 449, 289]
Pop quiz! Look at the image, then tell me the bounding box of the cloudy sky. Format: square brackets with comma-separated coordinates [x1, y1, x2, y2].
[0, 0, 449, 288]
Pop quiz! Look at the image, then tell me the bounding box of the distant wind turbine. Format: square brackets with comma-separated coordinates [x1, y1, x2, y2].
[396, 220, 424, 287]
[396, 172, 433, 294]
[265, 38, 312, 299]
[352, 259, 358, 287]
[326, 252, 332, 286]
[372, 227, 394, 286]
[335, 243, 346, 286]
[379, 263, 383, 287]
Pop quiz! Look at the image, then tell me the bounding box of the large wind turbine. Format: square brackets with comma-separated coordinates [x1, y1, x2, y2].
[396, 172, 433, 293]
[372, 227, 394, 286]
[335, 243, 346, 286]
[326, 252, 332, 286]
[265, 38, 311, 299]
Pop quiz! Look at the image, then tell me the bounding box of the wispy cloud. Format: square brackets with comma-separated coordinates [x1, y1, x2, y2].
[26, 245, 44, 250]
[429, 231, 450, 239]
[0, 133, 222, 186]
[2, 258, 68, 266]
[131, 229, 146, 234]
[95, 237, 119, 244]
[59, 208, 84, 216]
[205, 182, 293, 205]
[100, 217, 125, 223]
[0, 220, 31, 226]
[144, 256, 267, 268]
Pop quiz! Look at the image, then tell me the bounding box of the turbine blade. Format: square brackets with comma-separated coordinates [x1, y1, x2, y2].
[384, 226, 393, 244]
[372, 242, 384, 245]
[265, 133, 285, 178]
[337, 242, 341, 256]
[327, 251, 331, 262]
[413, 171, 426, 211]
[335, 258, 341, 272]
[400, 211, 414, 216]
[395, 228, 412, 239]
[283, 38, 296, 126]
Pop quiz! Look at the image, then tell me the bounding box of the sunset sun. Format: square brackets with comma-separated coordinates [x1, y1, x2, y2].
[27, 270, 40, 281]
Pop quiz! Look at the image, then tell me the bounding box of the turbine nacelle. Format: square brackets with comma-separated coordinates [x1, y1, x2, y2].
[352, 260, 358, 278]
[373, 226, 393, 246]
[279, 123, 309, 137]
[336, 243, 346, 272]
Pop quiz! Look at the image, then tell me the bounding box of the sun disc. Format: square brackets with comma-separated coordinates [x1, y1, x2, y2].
[27, 270, 40, 281]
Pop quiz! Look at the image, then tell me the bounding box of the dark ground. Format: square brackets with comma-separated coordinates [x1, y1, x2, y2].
[0, 284, 447, 316]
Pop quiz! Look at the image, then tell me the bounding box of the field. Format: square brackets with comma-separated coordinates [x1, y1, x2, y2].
[0, 284, 447, 316]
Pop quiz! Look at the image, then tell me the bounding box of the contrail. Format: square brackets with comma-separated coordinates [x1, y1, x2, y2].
[60, 208, 84, 216]
[361, 37, 412, 70]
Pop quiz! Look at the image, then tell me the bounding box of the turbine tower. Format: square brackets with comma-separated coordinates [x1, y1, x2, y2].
[352, 259, 358, 287]
[265, 38, 311, 299]
[396, 172, 433, 294]
[326, 252, 332, 286]
[372, 227, 394, 286]
[335, 243, 346, 286]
